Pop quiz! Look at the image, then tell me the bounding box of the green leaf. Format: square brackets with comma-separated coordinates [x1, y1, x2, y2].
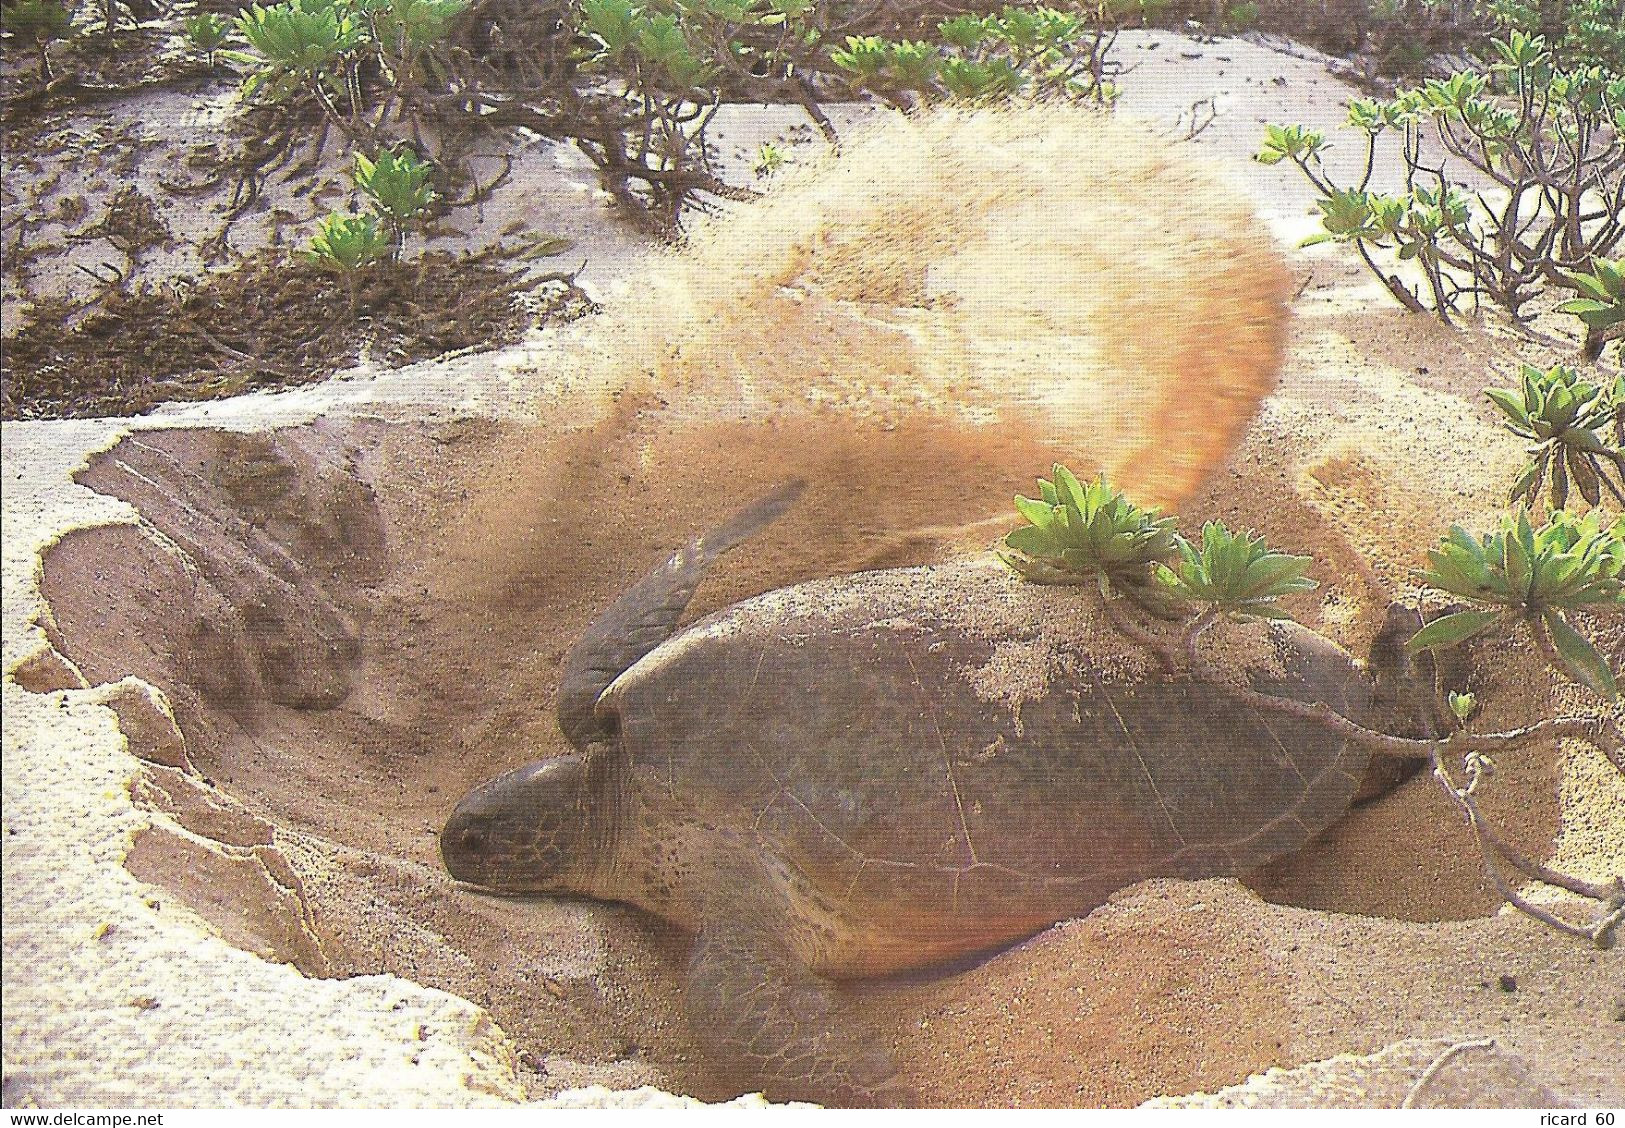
[1003, 466, 1179, 582]
[1557, 297, 1613, 314]
[1484, 385, 1531, 425]
[1051, 463, 1087, 511]
[1568, 445, 1603, 506]
[1013, 494, 1055, 531]
[1542, 610, 1618, 699]
[1508, 456, 1543, 505]
[1404, 608, 1504, 653]
[1003, 525, 1059, 558]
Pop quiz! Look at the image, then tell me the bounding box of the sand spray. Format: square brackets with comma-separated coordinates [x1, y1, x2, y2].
[450, 102, 1295, 611]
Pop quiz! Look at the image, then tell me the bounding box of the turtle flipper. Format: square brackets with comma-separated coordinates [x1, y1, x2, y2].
[557, 480, 805, 746]
[684, 914, 909, 1108]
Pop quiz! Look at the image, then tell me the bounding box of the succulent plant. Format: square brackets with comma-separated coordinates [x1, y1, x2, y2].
[1408, 510, 1624, 699]
[752, 140, 787, 178]
[1153, 522, 1317, 620]
[301, 212, 391, 272]
[1487, 363, 1625, 510]
[1253, 123, 1327, 167]
[236, 0, 365, 78]
[998, 466, 1178, 590]
[1557, 256, 1625, 361]
[355, 146, 436, 223]
[184, 11, 231, 53]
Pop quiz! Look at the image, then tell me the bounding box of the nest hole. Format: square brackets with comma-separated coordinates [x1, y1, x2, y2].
[33, 417, 1561, 1104]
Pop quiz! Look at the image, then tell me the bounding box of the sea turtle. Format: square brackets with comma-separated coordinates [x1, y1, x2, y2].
[441, 482, 1444, 1105]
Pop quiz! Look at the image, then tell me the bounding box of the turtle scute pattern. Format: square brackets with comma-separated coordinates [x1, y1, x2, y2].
[597, 560, 1374, 977]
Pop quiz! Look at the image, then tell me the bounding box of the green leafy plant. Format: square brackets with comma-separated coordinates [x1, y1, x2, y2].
[1254, 123, 1327, 167]
[1000, 461, 1624, 946]
[302, 212, 392, 272]
[355, 147, 436, 219]
[751, 140, 787, 179]
[1154, 522, 1318, 621]
[1490, 0, 1625, 71]
[1408, 510, 1625, 698]
[214, 0, 1146, 235]
[830, 4, 1120, 106]
[354, 146, 435, 257]
[211, 0, 1150, 237]
[301, 211, 392, 314]
[1257, 32, 1624, 343]
[1557, 256, 1625, 361]
[1448, 690, 1479, 722]
[997, 466, 1179, 590]
[184, 11, 231, 61]
[235, 0, 366, 79]
[1487, 364, 1625, 510]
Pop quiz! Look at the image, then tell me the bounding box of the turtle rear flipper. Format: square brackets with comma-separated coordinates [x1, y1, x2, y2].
[685, 910, 910, 1107]
[556, 480, 805, 746]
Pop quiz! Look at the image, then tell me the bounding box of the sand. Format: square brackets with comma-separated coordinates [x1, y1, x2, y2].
[3, 31, 1622, 1110]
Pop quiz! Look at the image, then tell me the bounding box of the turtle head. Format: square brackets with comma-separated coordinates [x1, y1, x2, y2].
[1365, 602, 1471, 739]
[440, 755, 598, 894]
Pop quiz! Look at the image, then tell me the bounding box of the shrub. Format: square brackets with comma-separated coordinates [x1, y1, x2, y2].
[302, 211, 393, 272]
[998, 466, 1179, 590]
[1257, 32, 1624, 346]
[831, 3, 1135, 106]
[183, 11, 231, 61]
[1557, 256, 1625, 361]
[1153, 521, 1317, 621]
[1487, 363, 1625, 510]
[1409, 509, 1624, 698]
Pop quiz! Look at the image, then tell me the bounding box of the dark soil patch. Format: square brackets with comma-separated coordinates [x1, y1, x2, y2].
[1, 248, 596, 419]
[0, 25, 211, 120]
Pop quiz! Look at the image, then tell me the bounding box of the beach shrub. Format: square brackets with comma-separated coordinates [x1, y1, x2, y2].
[1487, 363, 1625, 510]
[1256, 32, 1624, 348]
[1557, 257, 1625, 361]
[997, 466, 1179, 589]
[354, 146, 436, 257]
[218, 0, 1152, 232]
[1488, 0, 1625, 70]
[303, 211, 393, 272]
[298, 145, 435, 312]
[830, 3, 1137, 106]
[1153, 522, 1317, 620]
[183, 11, 231, 64]
[1408, 509, 1624, 697]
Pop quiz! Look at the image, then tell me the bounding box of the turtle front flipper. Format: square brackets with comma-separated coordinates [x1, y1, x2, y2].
[556, 480, 805, 746]
[684, 913, 910, 1108]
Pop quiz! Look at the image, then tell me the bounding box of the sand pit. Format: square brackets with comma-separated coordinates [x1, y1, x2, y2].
[4, 64, 1623, 1109]
[20, 368, 1616, 1105]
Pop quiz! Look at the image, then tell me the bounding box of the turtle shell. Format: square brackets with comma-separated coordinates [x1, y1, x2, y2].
[595, 559, 1372, 977]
